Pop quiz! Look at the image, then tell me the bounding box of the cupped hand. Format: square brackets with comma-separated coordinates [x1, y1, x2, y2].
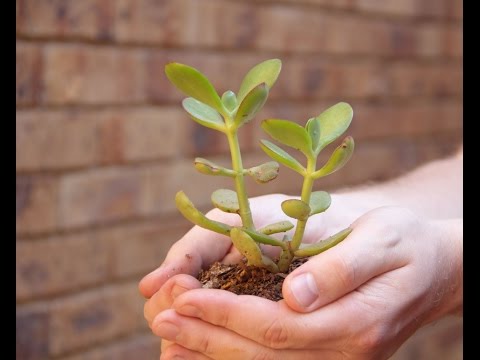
[148, 206, 462, 359]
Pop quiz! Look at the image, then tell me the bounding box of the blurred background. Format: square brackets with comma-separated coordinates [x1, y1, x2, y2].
[16, 0, 463, 359]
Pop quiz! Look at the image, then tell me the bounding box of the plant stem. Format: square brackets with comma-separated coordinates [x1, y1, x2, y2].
[290, 156, 316, 251]
[226, 128, 254, 230]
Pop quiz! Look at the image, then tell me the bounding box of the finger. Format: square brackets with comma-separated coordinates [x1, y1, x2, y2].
[153, 309, 274, 360]
[139, 209, 239, 298]
[144, 274, 202, 326]
[172, 288, 356, 350]
[161, 343, 213, 360]
[153, 309, 336, 360]
[283, 211, 409, 312]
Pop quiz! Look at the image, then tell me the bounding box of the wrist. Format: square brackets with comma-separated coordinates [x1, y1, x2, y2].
[424, 218, 463, 323]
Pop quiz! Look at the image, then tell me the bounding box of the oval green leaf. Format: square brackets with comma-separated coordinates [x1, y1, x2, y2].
[221, 90, 238, 112]
[281, 199, 311, 221]
[165, 62, 226, 115]
[313, 136, 354, 179]
[258, 221, 294, 235]
[262, 119, 313, 157]
[316, 102, 353, 152]
[211, 189, 240, 213]
[247, 161, 279, 183]
[237, 59, 282, 103]
[230, 227, 263, 265]
[182, 98, 226, 132]
[306, 117, 321, 155]
[194, 158, 235, 177]
[260, 140, 305, 174]
[175, 191, 231, 236]
[294, 227, 352, 257]
[309, 191, 331, 215]
[234, 83, 269, 128]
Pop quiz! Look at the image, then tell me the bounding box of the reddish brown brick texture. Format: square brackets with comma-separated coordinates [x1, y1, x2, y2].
[16, 0, 462, 358]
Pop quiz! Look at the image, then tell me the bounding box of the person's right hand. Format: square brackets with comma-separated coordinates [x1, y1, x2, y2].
[149, 207, 462, 360]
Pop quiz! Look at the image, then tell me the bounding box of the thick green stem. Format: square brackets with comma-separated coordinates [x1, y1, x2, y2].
[226, 127, 255, 230]
[290, 156, 316, 251]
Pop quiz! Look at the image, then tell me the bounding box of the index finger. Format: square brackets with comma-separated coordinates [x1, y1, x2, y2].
[139, 210, 238, 298]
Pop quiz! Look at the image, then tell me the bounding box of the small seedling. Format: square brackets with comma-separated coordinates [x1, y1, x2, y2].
[166, 59, 354, 273]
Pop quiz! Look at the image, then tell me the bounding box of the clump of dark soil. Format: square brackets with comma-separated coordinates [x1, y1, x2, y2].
[198, 258, 309, 301]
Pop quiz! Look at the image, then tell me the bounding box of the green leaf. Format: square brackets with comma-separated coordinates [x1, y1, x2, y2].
[211, 189, 240, 213]
[262, 119, 313, 157]
[237, 59, 282, 103]
[258, 221, 294, 235]
[234, 83, 269, 128]
[281, 199, 311, 221]
[165, 62, 226, 115]
[230, 227, 263, 264]
[194, 158, 235, 177]
[221, 91, 238, 112]
[246, 161, 279, 183]
[294, 227, 352, 257]
[231, 228, 279, 272]
[260, 140, 305, 174]
[243, 229, 287, 249]
[306, 117, 321, 155]
[316, 102, 353, 151]
[182, 98, 226, 132]
[309, 191, 331, 215]
[313, 136, 354, 179]
[175, 191, 231, 236]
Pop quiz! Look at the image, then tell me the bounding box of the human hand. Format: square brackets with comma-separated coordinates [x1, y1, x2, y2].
[148, 207, 462, 359]
[139, 192, 360, 301]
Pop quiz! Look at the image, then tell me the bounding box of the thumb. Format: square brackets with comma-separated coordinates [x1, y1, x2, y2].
[282, 212, 405, 313]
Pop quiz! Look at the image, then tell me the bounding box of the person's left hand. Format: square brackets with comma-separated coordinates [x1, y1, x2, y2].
[147, 207, 462, 360]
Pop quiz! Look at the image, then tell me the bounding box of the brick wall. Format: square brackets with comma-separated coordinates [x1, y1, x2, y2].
[16, 0, 463, 359]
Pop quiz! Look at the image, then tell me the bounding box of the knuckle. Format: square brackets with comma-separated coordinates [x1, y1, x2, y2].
[355, 325, 389, 353]
[196, 333, 214, 354]
[330, 254, 356, 290]
[263, 318, 291, 349]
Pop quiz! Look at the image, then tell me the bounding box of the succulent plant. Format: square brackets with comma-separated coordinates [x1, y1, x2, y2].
[166, 59, 354, 273]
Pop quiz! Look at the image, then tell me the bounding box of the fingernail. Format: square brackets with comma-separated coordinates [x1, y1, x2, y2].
[154, 321, 180, 341]
[290, 272, 319, 308]
[176, 304, 202, 318]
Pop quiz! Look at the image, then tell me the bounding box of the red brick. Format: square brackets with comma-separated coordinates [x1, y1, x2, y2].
[16, 110, 98, 171]
[17, 305, 50, 360]
[16, 233, 109, 301]
[43, 45, 145, 105]
[389, 62, 463, 98]
[446, 0, 463, 20]
[121, 107, 181, 162]
[49, 283, 142, 356]
[355, 0, 448, 18]
[348, 102, 463, 139]
[416, 24, 462, 59]
[58, 168, 144, 229]
[100, 220, 190, 278]
[17, 175, 58, 235]
[114, 0, 195, 46]
[16, 0, 115, 41]
[61, 334, 160, 360]
[16, 42, 43, 106]
[141, 160, 233, 216]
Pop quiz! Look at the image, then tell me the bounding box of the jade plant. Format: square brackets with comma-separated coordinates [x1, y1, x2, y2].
[165, 59, 354, 273]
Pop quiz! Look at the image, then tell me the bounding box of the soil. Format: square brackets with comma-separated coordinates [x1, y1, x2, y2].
[198, 257, 309, 301]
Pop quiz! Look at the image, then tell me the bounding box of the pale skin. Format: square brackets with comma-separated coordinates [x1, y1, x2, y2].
[140, 148, 463, 360]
